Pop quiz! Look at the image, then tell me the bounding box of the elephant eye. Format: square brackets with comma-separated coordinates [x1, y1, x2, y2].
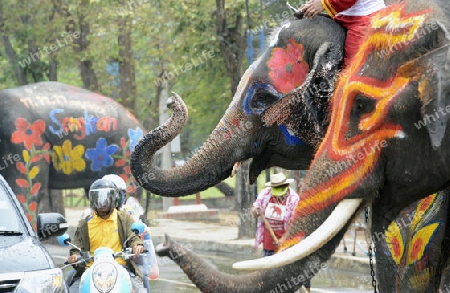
[352, 95, 375, 117]
[250, 86, 280, 111]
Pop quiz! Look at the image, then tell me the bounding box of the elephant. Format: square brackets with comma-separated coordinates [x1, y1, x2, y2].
[0, 81, 145, 227]
[131, 2, 450, 291]
[228, 0, 450, 292]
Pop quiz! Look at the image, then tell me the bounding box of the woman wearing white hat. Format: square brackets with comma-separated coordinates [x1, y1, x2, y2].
[251, 172, 299, 255]
[251, 172, 310, 292]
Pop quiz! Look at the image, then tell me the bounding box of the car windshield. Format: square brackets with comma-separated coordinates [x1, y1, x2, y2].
[0, 186, 25, 234]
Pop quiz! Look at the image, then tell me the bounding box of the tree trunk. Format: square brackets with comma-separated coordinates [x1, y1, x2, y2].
[118, 15, 136, 110]
[37, 189, 65, 217]
[215, 181, 234, 197]
[48, 56, 58, 81]
[215, 0, 247, 95]
[26, 39, 46, 82]
[52, 0, 98, 91]
[19, 10, 46, 83]
[0, 0, 28, 85]
[215, 0, 252, 237]
[237, 161, 256, 239]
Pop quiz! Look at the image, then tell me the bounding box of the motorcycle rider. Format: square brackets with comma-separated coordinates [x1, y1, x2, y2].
[102, 174, 127, 209]
[103, 173, 145, 222]
[66, 178, 145, 292]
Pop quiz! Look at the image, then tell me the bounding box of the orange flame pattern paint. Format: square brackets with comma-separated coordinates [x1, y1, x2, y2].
[282, 4, 432, 249]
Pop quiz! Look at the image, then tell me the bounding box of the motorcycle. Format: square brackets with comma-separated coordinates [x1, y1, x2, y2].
[58, 222, 150, 293]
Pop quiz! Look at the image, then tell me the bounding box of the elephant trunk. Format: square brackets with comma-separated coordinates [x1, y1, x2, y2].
[156, 231, 348, 293]
[131, 93, 252, 196]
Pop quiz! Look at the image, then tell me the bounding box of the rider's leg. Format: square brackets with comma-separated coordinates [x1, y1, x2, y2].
[69, 278, 81, 293]
[130, 274, 149, 293]
[142, 276, 151, 293]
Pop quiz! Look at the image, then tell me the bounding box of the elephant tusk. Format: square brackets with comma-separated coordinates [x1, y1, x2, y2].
[232, 198, 363, 271]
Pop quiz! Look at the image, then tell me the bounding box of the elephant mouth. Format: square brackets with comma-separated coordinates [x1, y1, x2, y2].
[233, 198, 364, 271]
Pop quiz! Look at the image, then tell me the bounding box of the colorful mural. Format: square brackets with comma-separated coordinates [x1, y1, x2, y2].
[5, 85, 145, 228]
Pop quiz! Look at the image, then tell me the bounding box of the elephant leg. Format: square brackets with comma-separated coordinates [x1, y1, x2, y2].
[38, 189, 65, 216]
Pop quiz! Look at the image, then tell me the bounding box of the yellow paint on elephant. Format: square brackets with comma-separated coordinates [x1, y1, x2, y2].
[410, 193, 437, 230]
[295, 148, 377, 214]
[408, 222, 440, 265]
[409, 268, 431, 291]
[28, 166, 39, 179]
[383, 194, 440, 266]
[385, 221, 404, 265]
[369, 8, 428, 55]
[52, 140, 86, 174]
[23, 150, 29, 163]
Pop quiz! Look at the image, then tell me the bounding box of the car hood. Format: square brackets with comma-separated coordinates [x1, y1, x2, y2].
[0, 236, 53, 273]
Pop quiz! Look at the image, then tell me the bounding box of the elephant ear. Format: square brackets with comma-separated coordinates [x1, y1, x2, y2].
[261, 41, 343, 147]
[418, 44, 450, 149]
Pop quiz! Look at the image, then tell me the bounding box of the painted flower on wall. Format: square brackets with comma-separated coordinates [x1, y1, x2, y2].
[52, 140, 86, 174]
[86, 137, 118, 171]
[267, 39, 309, 94]
[128, 127, 143, 152]
[11, 118, 46, 150]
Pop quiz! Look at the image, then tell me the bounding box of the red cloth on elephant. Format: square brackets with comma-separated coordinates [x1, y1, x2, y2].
[320, 0, 386, 66]
[334, 14, 373, 66]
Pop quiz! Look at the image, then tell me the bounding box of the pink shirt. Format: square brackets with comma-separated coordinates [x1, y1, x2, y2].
[253, 187, 299, 249]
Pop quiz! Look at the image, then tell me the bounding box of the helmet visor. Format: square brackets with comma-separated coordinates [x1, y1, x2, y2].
[89, 188, 116, 210]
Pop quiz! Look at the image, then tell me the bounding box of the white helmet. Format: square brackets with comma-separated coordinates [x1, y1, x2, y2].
[102, 174, 127, 208]
[102, 174, 126, 191]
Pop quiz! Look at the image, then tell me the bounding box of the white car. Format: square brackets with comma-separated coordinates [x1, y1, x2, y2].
[0, 174, 69, 292]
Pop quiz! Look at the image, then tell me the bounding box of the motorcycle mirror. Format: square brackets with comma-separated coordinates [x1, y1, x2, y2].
[57, 233, 83, 253]
[37, 213, 69, 241]
[131, 222, 146, 235]
[57, 233, 71, 246]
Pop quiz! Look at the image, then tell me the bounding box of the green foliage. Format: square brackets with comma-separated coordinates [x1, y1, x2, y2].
[0, 0, 297, 155]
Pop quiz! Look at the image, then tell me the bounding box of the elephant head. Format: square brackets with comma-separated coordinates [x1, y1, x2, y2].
[236, 1, 450, 291]
[131, 15, 345, 196]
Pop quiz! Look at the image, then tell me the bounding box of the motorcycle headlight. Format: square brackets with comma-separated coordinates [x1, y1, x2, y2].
[15, 268, 66, 293]
[92, 263, 117, 293]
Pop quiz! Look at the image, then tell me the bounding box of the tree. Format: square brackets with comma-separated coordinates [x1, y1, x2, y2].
[52, 0, 98, 91]
[214, 0, 256, 238]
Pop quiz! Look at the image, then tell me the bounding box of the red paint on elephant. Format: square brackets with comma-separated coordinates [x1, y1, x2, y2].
[391, 236, 402, 259]
[11, 118, 46, 150]
[410, 238, 423, 261]
[268, 39, 309, 94]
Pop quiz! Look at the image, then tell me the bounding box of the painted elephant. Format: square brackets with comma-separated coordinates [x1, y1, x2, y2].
[131, 4, 450, 291]
[230, 0, 450, 292]
[0, 81, 145, 227]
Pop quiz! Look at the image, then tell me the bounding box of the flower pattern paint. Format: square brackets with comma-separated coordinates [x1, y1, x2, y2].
[11, 118, 46, 150]
[52, 140, 86, 174]
[384, 193, 442, 290]
[268, 39, 309, 94]
[85, 138, 119, 171]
